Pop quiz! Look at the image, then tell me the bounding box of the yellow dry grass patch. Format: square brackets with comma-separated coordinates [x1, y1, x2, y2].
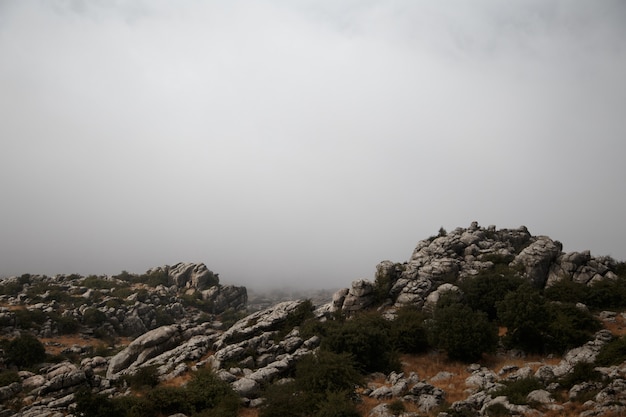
[602, 312, 626, 336]
[39, 335, 133, 355]
[238, 407, 260, 417]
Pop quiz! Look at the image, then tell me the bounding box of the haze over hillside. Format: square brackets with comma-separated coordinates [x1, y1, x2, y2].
[1, 1, 625, 288]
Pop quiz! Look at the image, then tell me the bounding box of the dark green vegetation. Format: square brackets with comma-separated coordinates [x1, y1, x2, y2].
[0, 333, 46, 368]
[75, 368, 240, 417]
[260, 351, 362, 417]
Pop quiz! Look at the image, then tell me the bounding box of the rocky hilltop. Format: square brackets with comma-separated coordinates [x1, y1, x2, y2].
[329, 221, 620, 316]
[1, 223, 626, 417]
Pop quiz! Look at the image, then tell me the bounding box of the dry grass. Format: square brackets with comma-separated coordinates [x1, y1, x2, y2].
[238, 407, 259, 417]
[602, 312, 626, 337]
[161, 373, 193, 387]
[39, 335, 133, 355]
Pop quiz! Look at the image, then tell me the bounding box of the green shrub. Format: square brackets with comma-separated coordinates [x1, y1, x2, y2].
[321, 312, 400, 373]
[110, 287, 133, 299]
[3, 333, 46, 367]
[125, 366, 160, 390]
[544, 279, 588, 304]
[493, 377, 543, 405]
[485, 403, 510, 417]
[0, 281, 23, 296]
[260, 381, 312, 417]
[585, 278, 626, 309]
[137, 270, 169, 288]
[387, 399, 406, 416]
[155, 307, 174, 327]
[460, 269, 524, 320]
[0, 370, 20, 387]
[179, 292, 215, 313]
[389, 306, 429, 354]
[75, 388, 124, 417]
[427, 299, 498, 362]
[260, 351, 362, 417]
[497, 284, 550, 353]
[49, 313, 80, 335]
[595, 335, 626, 367]
[82, 276, 119, 290]
[82, 308, 107, 327]
[545, 303, 600, 353]
[295, 351, 363, 393]
[14, 309, 46, 329]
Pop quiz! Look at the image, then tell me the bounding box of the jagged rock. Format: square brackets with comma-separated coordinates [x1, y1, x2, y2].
[215, 300, 308, 349]
[200, 285, 247, 313]
[534, 365, 556, 382]
[369, 386, 392, 399]
[511, 236, 562, 287]
[430, 371, 454, 382]
[569, 381, 604, 400]
[39, 370, 86, 395]
[341, 279, 375, 313]
[553, 330, 613, 377]
[423, 283, 460, 313]
[368, 403, 394, 417]
[231, 377, 258, 397]
[22, 375, 46, 390]
[0, 382, 21, 401]
[107, 325, 185, 377]
[527, 389, 554, 404]
[480, 396, 536, 416]
[465, 367, 498, 391]
[167, 262, 218, 290]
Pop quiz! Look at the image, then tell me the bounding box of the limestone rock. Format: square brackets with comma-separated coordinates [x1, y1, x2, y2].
[511, 236, 562, 287]
[107, 325, 184, 377]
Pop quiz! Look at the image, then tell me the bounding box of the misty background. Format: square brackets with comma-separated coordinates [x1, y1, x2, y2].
[1, 1, 625, 289]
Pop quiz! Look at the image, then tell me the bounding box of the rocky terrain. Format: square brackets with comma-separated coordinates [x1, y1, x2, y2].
[1, 222, 626, 417]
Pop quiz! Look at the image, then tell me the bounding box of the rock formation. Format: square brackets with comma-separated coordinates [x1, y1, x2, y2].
[328, 222, 622, 315]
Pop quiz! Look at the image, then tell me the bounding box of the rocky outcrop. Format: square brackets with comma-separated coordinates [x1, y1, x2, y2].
[107, 325, 186, 378]
[327, 222, 623, 315]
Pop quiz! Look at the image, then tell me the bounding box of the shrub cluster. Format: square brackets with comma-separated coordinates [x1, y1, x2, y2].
[75, 368, 239, 417]
[260, 350, 362, 417]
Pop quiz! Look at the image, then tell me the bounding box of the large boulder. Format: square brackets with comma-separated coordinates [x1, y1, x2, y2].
[200, 285, 247, 313]
[107, 325, 185, 378]
[167, 262, 219, 290]
[511, 236, 562, 287]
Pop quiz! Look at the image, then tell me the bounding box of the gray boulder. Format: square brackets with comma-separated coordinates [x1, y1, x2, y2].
[107, 325, 185, 377]
[511, 236, 562, 287]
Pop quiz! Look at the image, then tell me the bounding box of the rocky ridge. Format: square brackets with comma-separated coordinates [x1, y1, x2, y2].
[328, 222, 620, 315]
[1, 224, 626, 417]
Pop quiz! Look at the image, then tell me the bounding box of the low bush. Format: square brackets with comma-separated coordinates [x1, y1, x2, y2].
[1, 333, 46, 367]
[0, 371, 20, 387]
[49, 313, 80, 335]
[260, 350, 361, 417]
[321, 312, 400, 373]
[545, 303, 601, 353]
[460, 269, 524, 320]
[427, 297, 498, 362]
[124, 366, 160, 390]
[497, 284, 550, 353]
[13, 309, 47, 329]
[389, 306, 429, 354]
[492, 377, 543, 405]
[595, 335, 626, 367]
[82, 308, 107, 327]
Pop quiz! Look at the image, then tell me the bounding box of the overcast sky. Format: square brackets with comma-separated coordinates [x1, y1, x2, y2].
[1, 1, 625, 289]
